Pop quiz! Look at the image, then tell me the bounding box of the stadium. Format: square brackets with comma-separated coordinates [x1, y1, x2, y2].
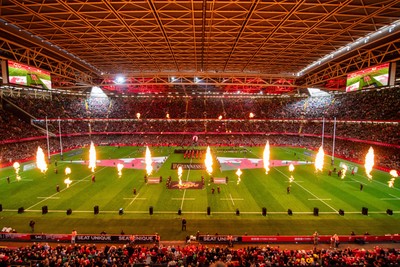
[0, 1, 399, 266]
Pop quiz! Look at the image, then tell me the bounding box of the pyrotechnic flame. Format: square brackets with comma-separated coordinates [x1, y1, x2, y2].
[289, 163, 294, 172]
[205, 146, 213, 175]
[388, 170, 398, 188]
[178, 166, 183, 186]
[389, 170, 398, 178]
[166, 113, 170, 119]
[288, 163, 295, 182]
[136, 113, 141, 119]
[64, 178, 72, 188]
[145, 146, 153, 176]
[218, 115, 222, 120]
[36, 146, 48, 173]
[364, 147, 374, 180]
[88, 142, 97, 172]
[64, 167, 72, 188]
[314, 146, 324, 172]
[117, 163, 124, 178]
[236, 168, 242, 185]
[249, 112, 255, 118]
[13, 162, 21, 181]
[341, 164, 348, 179]
[263, 141, 270, 174]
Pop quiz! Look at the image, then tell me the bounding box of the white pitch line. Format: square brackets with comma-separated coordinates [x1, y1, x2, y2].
[180, 157, 193, 210]
[274, 167, 338, 212]
[308, 198, 331, 201]
[220, 198, 244, 201]
[123, 197, 147, 200]
[127, 193, 144, 207]
[25, 167, 107, 211]
[230, 194, 235, 205]
[37, 197, 60, 199]
[380, 194, 400, 200]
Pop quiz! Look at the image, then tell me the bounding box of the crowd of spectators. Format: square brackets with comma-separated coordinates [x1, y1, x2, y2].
[0, 108, 41, 141]
[1, 87, 399, 169]
[4, 87, 400, 120]
[29, 119, 400, 145]
[0, 242, 399, 266]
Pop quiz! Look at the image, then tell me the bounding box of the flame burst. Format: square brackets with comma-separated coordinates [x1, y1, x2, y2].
[117, 163, 124, 178]
[364, 147, 374, 180]
[36, 146, 48, 173]
[314, 146, 324, 172]
[341, 164, 348, 179]
[263, 141, 270, 174]
[64, 167, 72, 188]
[178, 166, 183, 186]
[205, 146, 213, 175]
[288, 163, 294, 183]
[13, 162, 21, 181]
[236, 168, 242, 185]
[388, 170, 398, 188]
[64, 178, 72, 188]
[88, 142, 97, 172]
[145, 146, 153, 176]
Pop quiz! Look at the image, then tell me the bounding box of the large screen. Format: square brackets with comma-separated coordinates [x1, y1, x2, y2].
[7, 60, 52, 89]
[346, 63, 389, 92]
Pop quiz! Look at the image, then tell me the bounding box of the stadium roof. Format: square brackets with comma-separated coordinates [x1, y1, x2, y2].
[1, 0, 399, 94]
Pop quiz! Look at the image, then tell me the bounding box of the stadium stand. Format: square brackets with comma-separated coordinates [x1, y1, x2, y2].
[1, 87, 399, 170]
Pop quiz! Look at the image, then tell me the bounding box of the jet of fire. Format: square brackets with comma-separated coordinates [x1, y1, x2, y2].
[364, 147, 374, 180]
[65, 167, 71, 175]
[88, 142, 97, 172]
[263, 141, 270, 174]
[388, 178, 395, 188]
[341, 164, 348, 179]
[389, 170, 398, 177]
[178, 166, 183, 186]
[236, 168, 242, 185]
[64, 178, 72, 188]
[13, 162, 21, 181]
[64, 167, 72, 188]
[288, 163, 294, 183]
[388, 170, 398, 188]
[205, 146, 213, 175]
[314, 146, 324, 172]
[145, 146, 153, 176]
[117, 163, 124, 178]
[36, 146, 48, 173]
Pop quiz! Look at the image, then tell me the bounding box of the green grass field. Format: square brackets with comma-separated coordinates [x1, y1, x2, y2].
[0, 145, 398, 240]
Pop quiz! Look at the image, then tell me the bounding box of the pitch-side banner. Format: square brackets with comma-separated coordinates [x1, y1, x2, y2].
[199, 235, 400, 244]
[0, 233, 157, 243]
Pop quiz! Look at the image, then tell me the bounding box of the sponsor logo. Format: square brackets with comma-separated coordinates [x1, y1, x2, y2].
[171, 163, 205, 170]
